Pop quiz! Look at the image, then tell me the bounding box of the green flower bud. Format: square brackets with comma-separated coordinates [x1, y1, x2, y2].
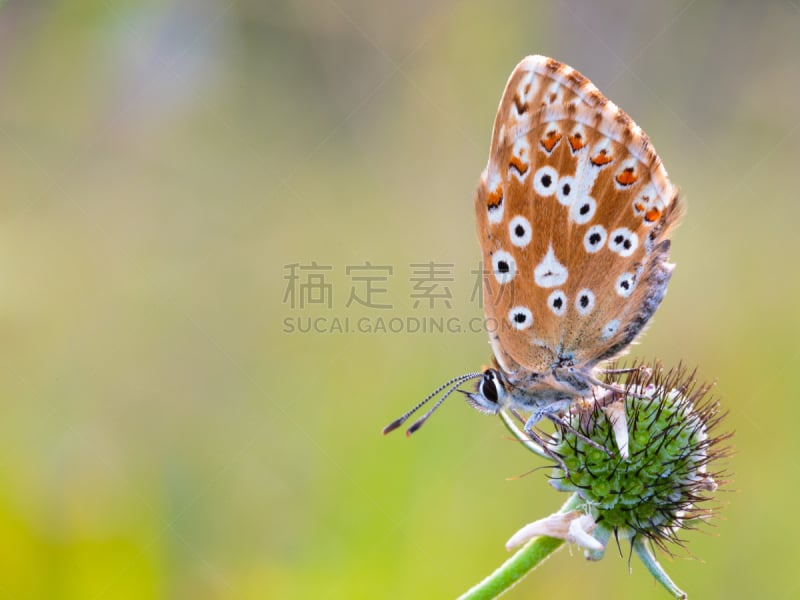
[548, 363, 731, 556]
[497, 362, 732, 599]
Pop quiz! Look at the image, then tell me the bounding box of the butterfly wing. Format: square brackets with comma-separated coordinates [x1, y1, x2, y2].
[475, 56, 683, 375]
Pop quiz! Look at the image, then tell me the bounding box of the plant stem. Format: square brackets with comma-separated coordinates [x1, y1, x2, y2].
[632, 537, 687, 599]
[498, 410, 548, 459]
[457, 494, 582, 600]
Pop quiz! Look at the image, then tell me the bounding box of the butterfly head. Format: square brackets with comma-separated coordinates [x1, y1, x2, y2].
[382, 369, 511, 437]
[462, 368, 508, 415]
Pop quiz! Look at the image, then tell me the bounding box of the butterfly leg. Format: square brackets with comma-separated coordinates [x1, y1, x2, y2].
[588, 375, 650, 400]
[543, 413, 615, 457]
[599, 366, 642, 376]
[522, 410, 571, 478]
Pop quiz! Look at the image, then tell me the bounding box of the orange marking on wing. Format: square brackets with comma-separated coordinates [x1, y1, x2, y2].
[590, 149, 613, 166]
[633, 201, 645, 214]
[616, 167, 638, 186]
[644, 207, 662, 223]
[540, 130, 562, 153]
[487, 186, 503, 210]
[513, 95, 527, 114]
[568, 134, 585, 152]
[509, 156, 529, 175]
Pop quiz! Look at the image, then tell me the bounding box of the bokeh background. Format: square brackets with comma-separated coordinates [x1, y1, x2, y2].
[0, 0, 798, 598]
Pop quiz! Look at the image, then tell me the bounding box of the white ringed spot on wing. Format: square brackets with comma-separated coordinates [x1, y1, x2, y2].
[508, 306, 533, 330]
[583, 224, 607, 253]
[615, 272, 636, 297]
[547, 290, 567, 316]
[508, 215, 532, 247]
[601, 319, 620, 340]
[608, 227, 638, 257]
[575, 289, 595, 316]
[491, 250, 516, 285]
[570, 196, 597, 225]
[533, 166, 558, 197]
[556, 175, 575, 206]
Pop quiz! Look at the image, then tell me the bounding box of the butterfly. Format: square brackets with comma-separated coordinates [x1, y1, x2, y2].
[384, 55, 683, 441]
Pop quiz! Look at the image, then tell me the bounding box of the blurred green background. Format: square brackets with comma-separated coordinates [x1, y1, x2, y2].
[0, 0, 798, 598]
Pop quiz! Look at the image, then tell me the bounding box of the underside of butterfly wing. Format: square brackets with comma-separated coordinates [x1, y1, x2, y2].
[475, 56, 684, 379]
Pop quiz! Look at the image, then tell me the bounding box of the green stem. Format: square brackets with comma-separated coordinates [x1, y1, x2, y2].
[457, 494, 582, 600]
[498, 410, 548, 459]
[632, 537, 687, 599]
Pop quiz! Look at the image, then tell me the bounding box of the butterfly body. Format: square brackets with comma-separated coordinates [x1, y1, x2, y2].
[384, 55, 682, 438]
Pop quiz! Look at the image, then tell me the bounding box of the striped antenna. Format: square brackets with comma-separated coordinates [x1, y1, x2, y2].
[382, 372, 483, 435]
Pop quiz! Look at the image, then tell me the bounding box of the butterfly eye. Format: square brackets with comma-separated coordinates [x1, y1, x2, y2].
[481, 373, 499, 403]
[479, 370, 507, 406]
